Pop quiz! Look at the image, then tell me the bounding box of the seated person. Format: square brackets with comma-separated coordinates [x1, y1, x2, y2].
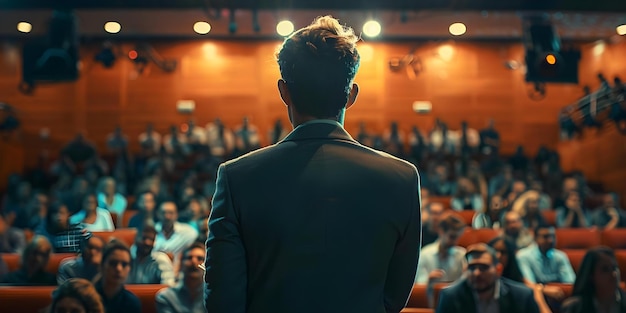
[153, 202, 198, 272]
[502, 211, 534, 250]
[436, 243, 540, 313]
[422, 202, 445, 247]
[70, 194, 115, 232]
[557, 191, 590, 228]
[36, 202, 91, 253]
[0, 211, 26, 253]
[451, 177, 484, 212]
[473, 195, 506, 229]
[50, 278, 105, 313]
[57, 235, 105, 284]
[416, 211, 467, 285]
[561, 246, 626, 313]
[592, 192, 626, 230]
[97, 177, 128, 217]
[156, 242, 206, 312]
[128, 224, 175, 286]
[0, 235, 56, 285]
[128, 191, 157, 231]
[517, 225, 576, 284]
[95, 240, 141, 313]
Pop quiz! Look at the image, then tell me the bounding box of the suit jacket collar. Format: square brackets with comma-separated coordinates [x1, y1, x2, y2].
[462, 278, 513, 313]
[280, 120, 356, 143]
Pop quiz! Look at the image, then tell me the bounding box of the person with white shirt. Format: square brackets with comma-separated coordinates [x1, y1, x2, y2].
[153, 202, 198, 273]
[69, 194, 115, 232]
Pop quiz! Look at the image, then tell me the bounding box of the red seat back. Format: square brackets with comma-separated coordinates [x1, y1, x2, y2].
[555, 228, 601, 249]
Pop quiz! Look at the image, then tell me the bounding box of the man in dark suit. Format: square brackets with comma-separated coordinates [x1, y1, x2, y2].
[204, 15, 422, 313]
[436, 243, 539, 313]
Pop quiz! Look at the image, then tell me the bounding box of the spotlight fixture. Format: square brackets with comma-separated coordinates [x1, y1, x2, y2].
[617, 24, 626, 36]
[448, 22, 467, 36]
[276, 20, 294, 37]
[363, 20, 381, 37]
[193, 21, 211, 35]
[17, 22, 32, 33]
[104, 21, 121, 34]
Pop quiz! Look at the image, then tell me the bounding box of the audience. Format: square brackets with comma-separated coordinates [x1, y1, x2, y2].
[502, 211, 534, 250]
[36, 202, 91, 253]
[155, 242, 206, 313]
[96, 177, 127, 217]
[557, 191, 590, 228]
[69, 194, 115, 232]
[128, 224, 175, 286]
[561, 246, 626, 313]
[415, 211, 467, 285]
[592, 192, 626, 229]
[95, 240, 141, 313]
[516, 225, 575, 304]
[153, 201, 198, 272]
[57, 235, 105, 284]
[436, 243, 540, 313]
[450, 177, 484, 212]
[472, 195, 505, 229]
[127, 191, 157, 231]
[1, 235, 56, 285]
[50, 278, 105, 313]
[421, 202, 445, 247]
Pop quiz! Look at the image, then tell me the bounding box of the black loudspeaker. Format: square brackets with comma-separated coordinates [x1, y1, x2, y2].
[21, 10, 79, 87]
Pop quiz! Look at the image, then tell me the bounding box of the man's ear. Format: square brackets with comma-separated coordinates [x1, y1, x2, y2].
[345, 83, 359, 110]
[278, 79, 291, 107]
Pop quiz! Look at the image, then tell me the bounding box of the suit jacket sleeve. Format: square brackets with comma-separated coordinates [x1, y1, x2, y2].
[384, 168, 422, 313]
[204, 164, 247, 313]
[435, 288, 455, 313]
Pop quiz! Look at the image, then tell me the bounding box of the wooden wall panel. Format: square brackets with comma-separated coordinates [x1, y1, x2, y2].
[0, 39, 623, 169]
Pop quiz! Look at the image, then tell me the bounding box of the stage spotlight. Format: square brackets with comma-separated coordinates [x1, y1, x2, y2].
[104, 21, 121, 34]
[449, 22, 466, 36]
[17, 22, 32, 33]
[363, 20, 381, 37]
[276, 20, 294, 37]
[194, 21, 211, 35]
[618, 24, 626, 35]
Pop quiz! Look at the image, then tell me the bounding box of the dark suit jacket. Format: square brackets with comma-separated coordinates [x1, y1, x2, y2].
[205, 121, 422, 313]
[436, 278, 539, 313]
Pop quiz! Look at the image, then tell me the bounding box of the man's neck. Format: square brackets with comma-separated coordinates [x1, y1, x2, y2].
[162, 223, 174, 238]
[437, 242, 450, 257]
[477, 286, 496, 301]
[185, 277, 203, 300]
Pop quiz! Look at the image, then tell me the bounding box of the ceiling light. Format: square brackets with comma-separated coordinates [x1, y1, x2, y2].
[363, 20, 381, 37]
[276, 20, 294, 37]
[194, 21, 211, 35]
[104, 21, 121, 34]
[617, 24, 626, 36]
[449, 22, 467, 36]
[17, 22, 32, 33]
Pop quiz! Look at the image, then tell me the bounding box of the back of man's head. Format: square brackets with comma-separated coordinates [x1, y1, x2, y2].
[438, 211, 466, 232]
[465, 243, 498, 265]
[276, 15, 360, 119]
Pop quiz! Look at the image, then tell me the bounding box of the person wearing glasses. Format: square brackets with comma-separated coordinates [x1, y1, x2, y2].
[57, 235, 105, 284]
[156, 242, 205, 313]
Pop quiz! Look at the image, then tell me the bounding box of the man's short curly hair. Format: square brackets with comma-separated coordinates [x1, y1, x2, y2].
[276, 15, 360, 119]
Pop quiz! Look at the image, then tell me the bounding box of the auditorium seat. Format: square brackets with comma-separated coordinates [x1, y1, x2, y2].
[122, 210, 138, 228]
[2, 252, 76, 273]
[563, 249, 587, 273]
[401, 308, 434, 313]
[457, 228, 499, 248]
[541, 210, 557, 227]
[92, 228, 137, 247]
[601, 229, 626, 249]
[0, 286, 53, 312]
[555, 228, 601, 249]
[127, 284, 167, 313]
[456, 210, 476, 226]
[429, 196, 451, 208]
[0, 284, 165, 313]
[406, 284, 429, 308]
